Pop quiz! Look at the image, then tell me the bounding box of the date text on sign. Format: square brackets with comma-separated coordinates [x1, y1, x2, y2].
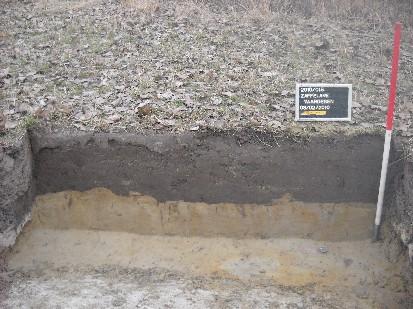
[295, 83, 352, 121]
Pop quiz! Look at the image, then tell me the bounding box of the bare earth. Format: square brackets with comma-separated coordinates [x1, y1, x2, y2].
[5, 226, 411, 308]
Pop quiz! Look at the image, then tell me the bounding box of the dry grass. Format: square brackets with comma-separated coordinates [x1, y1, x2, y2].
[174, 0, 413, 28]
[240, 0, 273, 21]
[35, 0, 103, 12]
[175, 0, 213, 21]
[37, 0, 412, 27]
[122, 0, 160, 14]
[272, 0, 413, 27]
[33, 0, 413, 27]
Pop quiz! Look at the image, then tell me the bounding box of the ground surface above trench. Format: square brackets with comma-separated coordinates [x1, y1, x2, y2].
[1, 0, 413, 148]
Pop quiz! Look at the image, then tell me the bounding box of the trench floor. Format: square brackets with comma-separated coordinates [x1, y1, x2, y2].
[5, 224, 410, 308]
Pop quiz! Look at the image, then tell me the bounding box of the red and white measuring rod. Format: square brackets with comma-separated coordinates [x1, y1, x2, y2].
[374, 22, 402, 241]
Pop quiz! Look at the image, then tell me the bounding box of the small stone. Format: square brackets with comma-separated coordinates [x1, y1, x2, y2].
[38, 98, 47, 107]
[261, 71, 277, 77]
[158, 119, 176, 127]
[108, 114, 121, 123]
[318, 246, 328, 254]
[5, 120, 18, 130]
[190, 125, 199, 131]
[222, 91, 234, 97]
[281, 90, 290, 97]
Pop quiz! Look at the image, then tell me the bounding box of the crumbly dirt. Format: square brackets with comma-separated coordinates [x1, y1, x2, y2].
[1, 0, 413, 146]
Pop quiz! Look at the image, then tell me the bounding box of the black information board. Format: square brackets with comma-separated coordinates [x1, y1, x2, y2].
[295, 84, 352, 121]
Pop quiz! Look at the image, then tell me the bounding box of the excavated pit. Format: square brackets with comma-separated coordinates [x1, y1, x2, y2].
[1, 130, 412, 308]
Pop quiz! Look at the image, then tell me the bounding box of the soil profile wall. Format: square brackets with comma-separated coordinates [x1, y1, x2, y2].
[388, 157, 413, 263]
[31, 131, 385, 204]
[0, 134, 34, 247]
[1, 130, 410, 250]
[31, 188, 376, 241]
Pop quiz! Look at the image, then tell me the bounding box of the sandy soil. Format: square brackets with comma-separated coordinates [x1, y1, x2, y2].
[4, 225, 412, 308]
[2, 267, 358, 309]
[30, 188, 376, 240]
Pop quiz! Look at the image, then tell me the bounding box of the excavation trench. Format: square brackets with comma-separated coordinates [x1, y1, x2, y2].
[1, 130, 412, 307]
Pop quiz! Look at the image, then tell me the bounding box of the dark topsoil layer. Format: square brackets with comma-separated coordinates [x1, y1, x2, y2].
[32, 130, 387, 204]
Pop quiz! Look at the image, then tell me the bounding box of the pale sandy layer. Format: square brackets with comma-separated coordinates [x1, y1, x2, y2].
[31, 188, 375, 241]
